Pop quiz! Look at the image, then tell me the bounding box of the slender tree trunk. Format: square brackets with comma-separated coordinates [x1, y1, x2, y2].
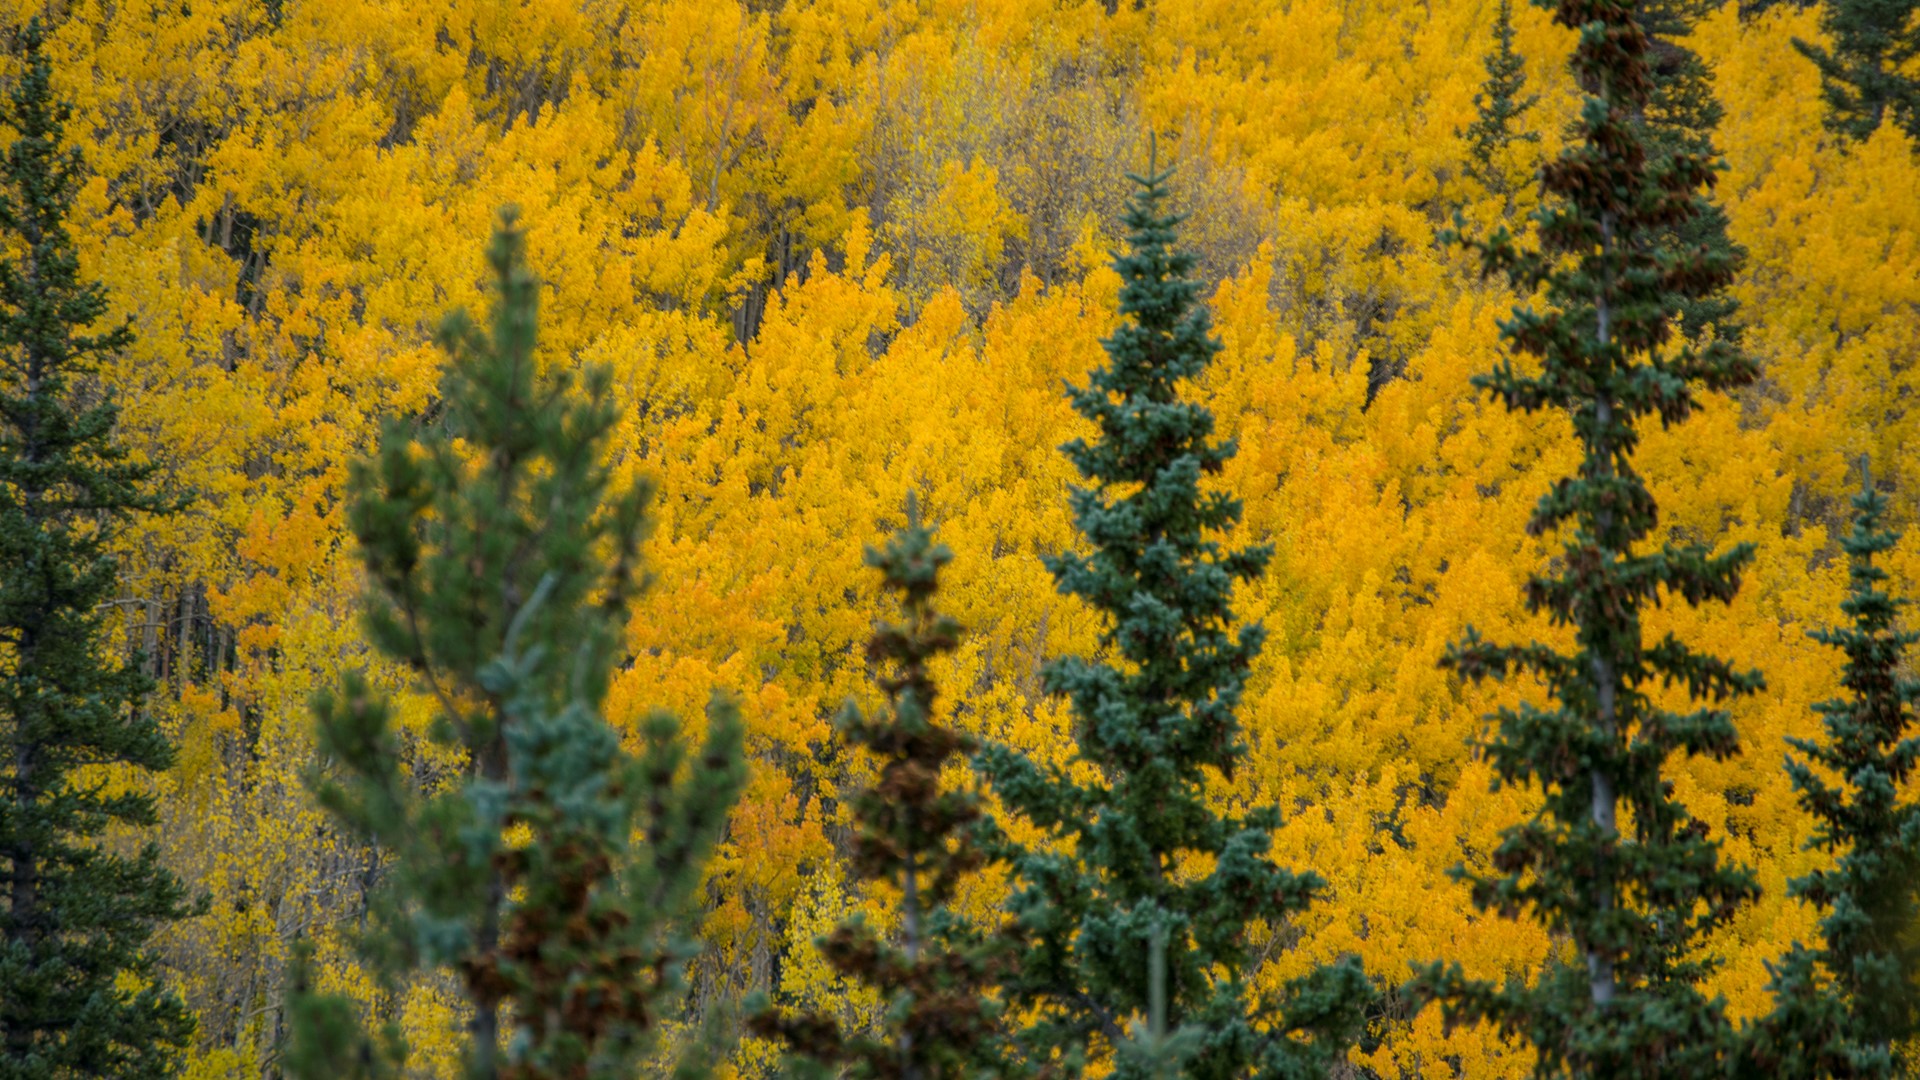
[1589, 652, 1618, 1007]
[900, 852, 920, 1080]
[1588, 212, 1618, 1008]
[469, 735, 509, 1080]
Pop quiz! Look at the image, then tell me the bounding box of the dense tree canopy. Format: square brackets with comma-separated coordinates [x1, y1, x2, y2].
[0, 0, 1917, 1075]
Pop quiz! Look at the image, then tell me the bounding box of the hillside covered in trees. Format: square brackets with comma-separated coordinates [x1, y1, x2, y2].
[6, 0, 1920, 1076]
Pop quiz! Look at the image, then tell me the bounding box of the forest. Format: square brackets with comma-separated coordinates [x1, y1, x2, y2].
[4, 0, 1920, 1076]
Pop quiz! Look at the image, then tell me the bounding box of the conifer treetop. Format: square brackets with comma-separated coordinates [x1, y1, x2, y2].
[1746, 457, 1920, 1077]
[1048, 143, 1270, 788]
[292, 211, 745, 1080]
[1463, 0, 1540, 202]
[752, 498, 1016, 1080]
[1793, 0, 1920, 142]
[1419, 0, 1763, 1074]
[979, 148, 1368, 1080]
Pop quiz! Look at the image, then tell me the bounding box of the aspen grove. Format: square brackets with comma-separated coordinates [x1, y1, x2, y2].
[4, 0, 1920, 1076]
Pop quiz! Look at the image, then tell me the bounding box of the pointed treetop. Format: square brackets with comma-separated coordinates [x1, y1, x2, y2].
[752, 498, 1015, 1080]
[976, 156, 1367, 1080]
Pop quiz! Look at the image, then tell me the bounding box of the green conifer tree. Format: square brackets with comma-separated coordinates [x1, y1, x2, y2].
[1742, 458, 1920, 1079]
[1463, 0, 1541, 208]
[1415, 1, 1765, 1075]
[288, 212, 746, 1080]
[1639, 0, 1747, 342]
[975, 153, 1370, 1080]
[1794, 0, 1920, 142]
[751, 499, 1016, 1080]
[0, 21, 197, 1078]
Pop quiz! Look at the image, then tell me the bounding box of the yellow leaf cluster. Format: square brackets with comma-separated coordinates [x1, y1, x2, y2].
[30, 0, 1920, 1073]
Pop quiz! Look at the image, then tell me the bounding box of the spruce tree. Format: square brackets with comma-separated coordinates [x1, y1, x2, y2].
[1638, 0, 1746, 342]
[1416, 1, 1764, 1075]
[751, 500, 1015, 1080]
[1793, 0, 1920, 142]
[975, 154, 1369, 1080]
[1743, 458, 1920, 1079]
[289, 212, 746, 1080]
[0, 21, 196, 1079]
[1463, 0, 1541, 208]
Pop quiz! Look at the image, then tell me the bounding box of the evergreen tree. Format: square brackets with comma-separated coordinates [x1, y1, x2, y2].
[1415, 1, 1765, 1075]
[1743, 458, 1920, 1079]
[1638, 0, 1747, 342]
[1793, 0, 1920, 142]
[975, 153, 1370, 1080]
[0, 21, 197, 1079]
[1463, 0, 1541, 208]
[283, 940, 401, 1080]
[751, 499, 1016, 1080]
[288, 212, 746, 1080]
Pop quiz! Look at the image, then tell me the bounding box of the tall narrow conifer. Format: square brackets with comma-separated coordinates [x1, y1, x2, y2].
[752, 501, 1015, 1080]
[976, 154, 1369, 1080]
[1744, 458, 1920, 1078]
[289, 213, 746, 1080]
[1416, 1, 1764, 1075]
[0, 21, 196, 1078]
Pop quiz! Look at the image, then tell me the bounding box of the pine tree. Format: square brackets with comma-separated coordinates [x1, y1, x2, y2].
[975, 152, 1370, 1080]
[1462, 0, 1541, 208]
[0, 20, 197, 1079]
[1415, 1, 1765, 1075]
[289, 211, 746, 1080]
[1793, 0, 1920, 142]
[751, 499, 1016, 1080]
[1742, 458, 1920, 1079]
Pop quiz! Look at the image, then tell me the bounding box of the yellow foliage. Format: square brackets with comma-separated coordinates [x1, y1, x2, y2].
[32, 0, 1920, 1073]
